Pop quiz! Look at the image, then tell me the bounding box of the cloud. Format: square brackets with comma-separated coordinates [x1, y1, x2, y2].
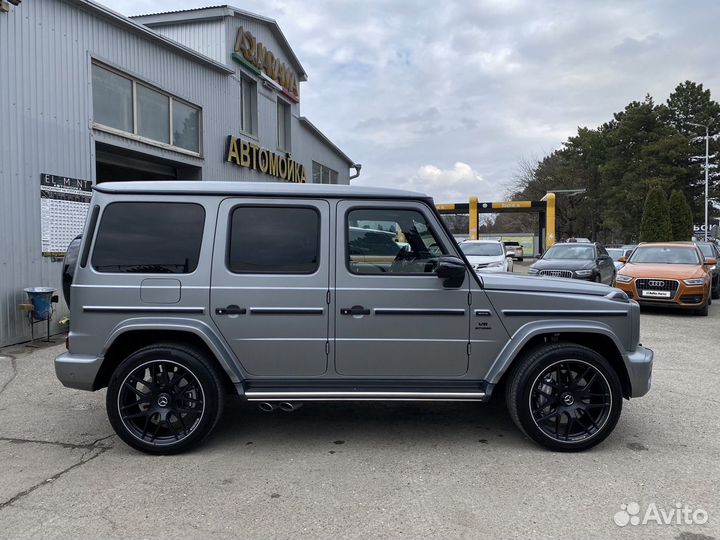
[355, 162, 503, 204]
[104, 0, 720, 206]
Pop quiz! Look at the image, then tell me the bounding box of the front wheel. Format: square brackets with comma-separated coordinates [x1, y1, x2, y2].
[505, 343, 623, 452]
[106, 344, 225, 455]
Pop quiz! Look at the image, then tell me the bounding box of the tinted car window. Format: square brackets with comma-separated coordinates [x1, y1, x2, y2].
[92, 202, 204, 273]
[228, 207, 320, 273]
[543, 244, 595, 260]
[696, 243, 715, 258]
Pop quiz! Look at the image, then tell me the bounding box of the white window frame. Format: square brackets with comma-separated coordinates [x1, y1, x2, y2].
[91, 61, 203, 157]
[312, 161, 339, 184]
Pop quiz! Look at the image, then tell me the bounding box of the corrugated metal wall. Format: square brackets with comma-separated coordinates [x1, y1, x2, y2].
[0, 0, 353, 346]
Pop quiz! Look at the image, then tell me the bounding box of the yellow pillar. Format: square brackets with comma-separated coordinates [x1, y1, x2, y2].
[543, 192, 556, 248]
[469, 196, 478, 240]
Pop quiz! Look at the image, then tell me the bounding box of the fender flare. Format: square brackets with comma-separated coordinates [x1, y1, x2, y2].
[485, 319, 628, 384]
[100, 317, 245, 383]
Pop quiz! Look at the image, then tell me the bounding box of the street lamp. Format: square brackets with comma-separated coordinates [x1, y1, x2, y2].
[687, 122, 711, 241]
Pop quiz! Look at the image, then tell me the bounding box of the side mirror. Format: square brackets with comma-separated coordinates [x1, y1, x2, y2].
[436, 256, 466, 288]
[705, 257, 717, 266]
[618, 256, 628, 263]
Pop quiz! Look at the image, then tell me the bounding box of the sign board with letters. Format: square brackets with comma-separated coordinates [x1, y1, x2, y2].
[40, 174, 92, 257]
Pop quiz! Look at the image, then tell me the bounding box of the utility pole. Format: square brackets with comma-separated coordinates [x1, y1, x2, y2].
[688, 122, 711, 241]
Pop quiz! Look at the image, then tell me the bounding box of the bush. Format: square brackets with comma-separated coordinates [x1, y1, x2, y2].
[668, 190, 694, 241]
[640, 187, 672, 242]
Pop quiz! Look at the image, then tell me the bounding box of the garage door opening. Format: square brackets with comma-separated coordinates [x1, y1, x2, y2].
[95, 143, 201, 183]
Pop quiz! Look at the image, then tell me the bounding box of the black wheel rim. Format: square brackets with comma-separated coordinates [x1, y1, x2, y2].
[529, 359, 612, 443]
[117, 360, 205, 446]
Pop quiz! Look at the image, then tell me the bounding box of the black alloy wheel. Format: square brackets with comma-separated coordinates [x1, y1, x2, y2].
[506, 343, 623, 452]
[528, 360, 612, 443]
[107, 344, 224, 454]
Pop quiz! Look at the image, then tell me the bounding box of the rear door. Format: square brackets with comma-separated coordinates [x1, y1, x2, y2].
[334, 200, 470, 378]
[210, 199, 330, 377]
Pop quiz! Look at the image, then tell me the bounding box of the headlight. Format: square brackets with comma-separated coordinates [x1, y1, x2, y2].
[527, 267, 539, 274]
[683, 278, 705, 286]
[615, 274, 633, 283]
[711, 266, 717, 271]
[575, 269, 593, 277]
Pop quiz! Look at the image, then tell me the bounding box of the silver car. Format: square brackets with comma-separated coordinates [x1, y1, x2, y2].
[56, 182, 653, 454]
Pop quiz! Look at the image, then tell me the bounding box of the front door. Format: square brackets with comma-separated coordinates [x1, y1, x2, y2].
[334, 201, 470, 378]
[211, 199, 330, 377]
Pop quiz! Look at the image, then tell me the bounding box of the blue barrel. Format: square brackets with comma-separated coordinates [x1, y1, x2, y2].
[24, 287, 56, 322]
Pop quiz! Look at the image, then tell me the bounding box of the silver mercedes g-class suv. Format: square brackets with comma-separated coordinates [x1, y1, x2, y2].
[56, 181, 653, 454]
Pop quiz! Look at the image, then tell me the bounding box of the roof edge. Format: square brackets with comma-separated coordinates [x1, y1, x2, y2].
[68, 0, 234, 74]
[131, 4, 307, 81]
[299, 117, 355, 166]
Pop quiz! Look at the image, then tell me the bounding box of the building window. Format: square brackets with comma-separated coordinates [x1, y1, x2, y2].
[228, 206, 320, 274]
[312, 161, 339, 184]
[137, 84, 170, 144]
[240, 76, 257, 137]
[92, 202, 205, 274]
[277, 99, 291, 151]
[91, 62, 202, 154]
[92, 66, 133, 133]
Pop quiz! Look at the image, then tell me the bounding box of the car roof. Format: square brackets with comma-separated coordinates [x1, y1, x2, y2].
[551, 242, 595, 246]
[94, 181, 431, 201]
[636, 242, 699, 248]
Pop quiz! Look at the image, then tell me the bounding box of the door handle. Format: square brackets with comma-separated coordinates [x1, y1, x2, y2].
[215, 305, 247, 315]
[340, 305, 371, 316]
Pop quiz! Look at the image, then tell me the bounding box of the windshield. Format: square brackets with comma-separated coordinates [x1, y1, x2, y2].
[696, 244, 714, 258]
[606, 248, 624, 261]
[460, 243, 504, 256]
[543, 245, 594, 260]
[629, 246, 701, 264]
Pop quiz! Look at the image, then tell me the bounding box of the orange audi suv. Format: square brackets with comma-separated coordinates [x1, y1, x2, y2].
[615, 242, 716, 315]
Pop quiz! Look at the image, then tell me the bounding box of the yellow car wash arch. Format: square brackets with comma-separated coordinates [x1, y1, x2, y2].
[436, 193, 556, 253]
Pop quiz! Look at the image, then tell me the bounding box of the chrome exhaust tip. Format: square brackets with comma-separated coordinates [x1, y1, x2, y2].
[278, 401, 302, 412]
[258, 402, 276, 412]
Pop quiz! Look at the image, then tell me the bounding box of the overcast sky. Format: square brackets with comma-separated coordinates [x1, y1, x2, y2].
[106, 0, 720, 203]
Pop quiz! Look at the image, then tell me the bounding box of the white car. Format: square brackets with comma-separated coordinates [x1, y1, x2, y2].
[459, 240, 513, 273]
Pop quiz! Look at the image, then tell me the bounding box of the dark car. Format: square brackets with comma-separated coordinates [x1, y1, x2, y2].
[528, 242, 616, 284]
[694, 241, 720, 299]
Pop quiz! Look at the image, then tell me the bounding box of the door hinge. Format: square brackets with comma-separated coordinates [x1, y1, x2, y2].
[325, 341, 330, 355]
[467, 342, 471, 356]
[467, 291, 472, 305]
[326, 290, 331, 304]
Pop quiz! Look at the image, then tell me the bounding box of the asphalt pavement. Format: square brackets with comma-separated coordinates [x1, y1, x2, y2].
[0, 285, 718, 539]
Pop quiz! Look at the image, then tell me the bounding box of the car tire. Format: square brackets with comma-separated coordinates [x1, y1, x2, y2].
[106, 343, 225, 455]
[505, 343, 623, 452]
[518, 257, 524, 262]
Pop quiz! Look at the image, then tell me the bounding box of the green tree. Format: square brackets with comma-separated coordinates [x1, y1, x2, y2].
[640, 187, 672, 242]
[659, 81, 720, 219]
[668, 189, 693, 241]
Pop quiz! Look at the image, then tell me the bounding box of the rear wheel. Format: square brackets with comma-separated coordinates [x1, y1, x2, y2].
[106, 344, 224, 454]
[506, 343, 623, 452]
